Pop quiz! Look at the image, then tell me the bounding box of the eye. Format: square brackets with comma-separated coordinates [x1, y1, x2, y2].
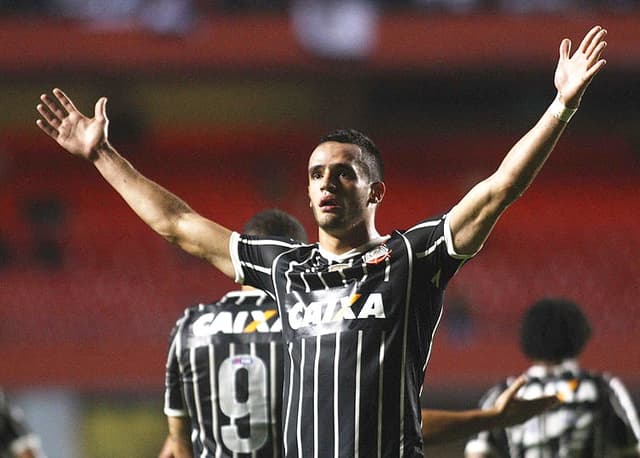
[338, 169, 356, 180]
[310, 169, 323, 180]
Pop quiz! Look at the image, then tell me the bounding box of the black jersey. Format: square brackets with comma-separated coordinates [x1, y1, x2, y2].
[465, 361, 640, 458]
[164, 290, 284, 458]
[231, 213, 471, 458]
[0, 389, 40, 458]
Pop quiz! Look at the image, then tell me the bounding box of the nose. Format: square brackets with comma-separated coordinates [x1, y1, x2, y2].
[320, 171, 337, 192]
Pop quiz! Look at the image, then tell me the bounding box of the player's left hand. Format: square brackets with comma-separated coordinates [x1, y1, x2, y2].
[554, 25, 607, 108]
[492, 375, 560, 427]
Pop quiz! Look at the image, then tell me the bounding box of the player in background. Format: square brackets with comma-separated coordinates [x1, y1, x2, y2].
[0, 388, 45, 458]
[162, 209, 307, 458]
[464, 298, 640, 458]
[37, 26, 607, 457]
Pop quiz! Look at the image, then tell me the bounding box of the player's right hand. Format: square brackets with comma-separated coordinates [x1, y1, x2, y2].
[37, 88, 109, 160]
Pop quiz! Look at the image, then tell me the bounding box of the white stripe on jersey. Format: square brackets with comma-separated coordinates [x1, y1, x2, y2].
[296, 339, 306, 458]
[338, 267, 348, 286]
[191, 348, 206, 458]
[240, 238, 301, 249]
[314, 335, 321, 458]
[284, 343, 295, 457]
[377, 331, 386, 458]
[318, 272, 330, 289]
[404, 219, 440, 233]
[270, 341, 279, 458]
[416, 236, 445, 259]
[240, 260, 272, 275]
[209, 345, 223, 458]
[384, 256, 391, 282]
[250, 342, 257, 458]
[334, 332, 341, 458]
[609, 376, 640, 441]
[398, 233, 416, 458]
[284, 249, 319, 293]
[354, 331, 363, 458]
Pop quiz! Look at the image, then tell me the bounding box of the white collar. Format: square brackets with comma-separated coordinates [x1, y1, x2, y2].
[318, 235, 390, 262]
[526, 359, 580, 378]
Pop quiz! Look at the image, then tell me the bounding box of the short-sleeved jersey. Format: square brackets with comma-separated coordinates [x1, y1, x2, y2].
[230, 214, 470, 458]
[164, 290, 284, 458]
[464, 361, 640, 457]
[0, 389, 41, 458]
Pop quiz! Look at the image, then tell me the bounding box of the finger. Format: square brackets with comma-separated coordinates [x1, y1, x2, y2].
[559, 39, 571, 61]
[500, 375, 527, 401]
[579, 25, 602, 54]
[40, 93, 66, 122]
[524, 395, 561, 412]
[587, 41, 607, 65]
[94, 97, 108, 122]
[585, 29, 607, 58]
[585, 58, 607, 82]
[508, 375, 527, 393]
[36, 103, 61, 128]
[53, 88, 79, 115]
[36, 119, 59, 140]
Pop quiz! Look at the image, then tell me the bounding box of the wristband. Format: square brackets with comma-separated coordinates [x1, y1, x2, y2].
[550, 97, 578, 123]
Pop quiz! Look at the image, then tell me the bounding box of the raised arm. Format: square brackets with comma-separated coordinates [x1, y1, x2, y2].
[36, 88, 235, 279]
[448, 26, 607, 255]
[422, 375, 559, 446]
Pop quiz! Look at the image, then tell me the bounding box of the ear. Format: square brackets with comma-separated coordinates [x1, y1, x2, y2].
[368, 181, 386, 205]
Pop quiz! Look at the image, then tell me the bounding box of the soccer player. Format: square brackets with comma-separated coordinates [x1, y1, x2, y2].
[464, 298, 640, 458]
[161, 210, 556, 458]
[37, 25, 607, 457]
[163, 209, 307, 458]
[0, 388, 45, 458]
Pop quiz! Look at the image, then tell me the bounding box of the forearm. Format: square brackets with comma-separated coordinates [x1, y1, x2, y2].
[492, 101, 568, 201]
[92, 142, 192, 239]
[422, 408, 500, 445]
[449, 101, 569, 254]
[90, 143, 234, 275]
[168, 417, 193, 458]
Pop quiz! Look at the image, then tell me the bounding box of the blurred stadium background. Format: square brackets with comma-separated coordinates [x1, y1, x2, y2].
[0, 1, 639, 456]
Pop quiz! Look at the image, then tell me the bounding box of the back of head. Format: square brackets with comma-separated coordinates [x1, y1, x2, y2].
[243, 209, 308, 242]
[520, 297, 592, 363]
[319, 128, 384, 182]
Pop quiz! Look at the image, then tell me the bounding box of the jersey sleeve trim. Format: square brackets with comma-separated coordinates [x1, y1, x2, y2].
[444, 213, 478, 260]
[464, 438, 493, 455]
[229, 231, 245, 284]
[607, 375, 640, 443]
[163, 407, 188, 417]
[10, 434, 42, 455]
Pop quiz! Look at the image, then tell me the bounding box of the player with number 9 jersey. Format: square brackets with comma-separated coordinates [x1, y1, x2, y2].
[165, 289, 285, 458]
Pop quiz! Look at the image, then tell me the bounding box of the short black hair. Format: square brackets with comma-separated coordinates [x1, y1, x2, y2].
[243, 209, 307, 242]
[519, 297, 592, 363]
[319, 128, 384, 182]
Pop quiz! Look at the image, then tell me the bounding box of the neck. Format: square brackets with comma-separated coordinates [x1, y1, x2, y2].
[317, 221, 381, 255]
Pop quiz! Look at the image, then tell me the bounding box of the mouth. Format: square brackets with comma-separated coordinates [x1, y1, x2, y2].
[319, 196, 340, 211]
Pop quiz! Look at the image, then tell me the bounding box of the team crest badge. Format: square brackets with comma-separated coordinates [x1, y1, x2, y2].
[363, 244, 392, 265]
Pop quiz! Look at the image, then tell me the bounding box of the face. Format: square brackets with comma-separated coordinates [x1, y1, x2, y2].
[308, 141, 378, 236]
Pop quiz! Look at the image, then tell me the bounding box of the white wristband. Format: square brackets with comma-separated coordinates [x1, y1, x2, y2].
[550, 97, 578, 123]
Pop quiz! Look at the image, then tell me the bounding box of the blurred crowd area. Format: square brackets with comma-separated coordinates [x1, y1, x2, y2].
[1, 0, 637, 18]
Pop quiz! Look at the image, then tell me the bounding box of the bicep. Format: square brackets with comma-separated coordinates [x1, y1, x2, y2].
[171, 212, 235, 279]
[448, 174, 513, 256]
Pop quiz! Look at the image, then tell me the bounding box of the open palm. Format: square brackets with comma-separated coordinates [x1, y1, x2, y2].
[554, 26, 607, 108]
[37, 88, 109, 160]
